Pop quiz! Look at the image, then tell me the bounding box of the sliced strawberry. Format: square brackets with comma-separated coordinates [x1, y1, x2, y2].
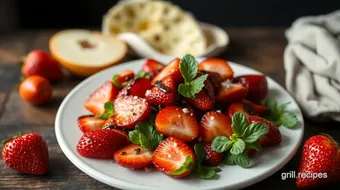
[242, 99, 268, 115]
[77, 115, 106, 133]
[204, 71, 222, 92]
[114, 96, 151, 129]
[186, 79, 215, 111]
[216, 80, 248, 104]
[198, 58, 234, 81]
[199, 111, 233, 143]
[141, 59, 165, 79]
[117, 69, 135, 84]
[152, 137, 195, 178]
[234, 75, 268, 102]
[155, 106, 199, 142]
[103, 117, 116, 128]
[202, 143, 224, 166]
[117, 78, 152, 98]
[225, 102, 255, 119]
[249, 116, 282, 146]
[84, 81, 118, 114]
[151, 58, 182, 84]
[114, 144, 153, 169]
[145, 75, 176, 107]
[77, 129, 129, 159]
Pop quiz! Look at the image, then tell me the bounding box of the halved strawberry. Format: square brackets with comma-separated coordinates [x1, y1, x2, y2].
[145, 75, 176, 107]
[117, 78, 152, 98]
[202, 143, 224, 166]
[225, 102, 254, 119]
[198, 58, 234, 81]
[77, 129, 129, 159]
[155, 106, 199, 142]
[204, 71, 222, 92]
[152, 137, 195, 178]
[199, 111, 233, 143]
[151, 58, 182, 84]
[117, 69, 135, 84]
[249, 116, 282, 146]
[141, 59, 165, 79]
[114, 96, 151, 129]
[234, 75, 268, 102]
[103, 117, 116, 128]
[242, 99, 268, 115]
[77, 115, 106, 133]
[186, 80, 215, 111]
[114, 144, 153, 169]
[84, 81, 118, 114]
[216, 80, 248, 104]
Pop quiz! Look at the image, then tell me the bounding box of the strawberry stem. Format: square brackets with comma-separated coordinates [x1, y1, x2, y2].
[320, 133, 339, 147]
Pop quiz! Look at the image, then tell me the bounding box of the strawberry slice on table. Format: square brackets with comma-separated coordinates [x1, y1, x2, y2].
[242, 99, 268, 115]
[117, 78, 152, 98]
[141, 59, 165, 79]
[2, 133, 49, 175]
[114, 144, 153, 169]
[152, 137, 195, 178]
[216, 80, 248, 104]
[77, 115, 107, 133]
[202, 143, 224, 166]
[145, 75, 177, 107]
[249, 116, 282, 146]
[155, 106, 199, 142]
[198, 58, 234, 81]
[296, 134, 340, 188]
[151, 58, 182, 84]
[186, 80, 215, 111]
[233, 74, 268, 102]
[114, 96, 151, 129]
[199, 111, 233, 143]
[77, 129, 129, 159]
[84, 81, 118, 115]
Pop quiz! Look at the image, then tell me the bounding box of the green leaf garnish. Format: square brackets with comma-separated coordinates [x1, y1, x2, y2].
[128, 120, 163, 150]
[225, 152, 250, 168]
[232, 112, 248, 137]
[264, 98, 298, 128]
[135, 71, 151, 79]
[246, 142, 261, 151]
[211, 136, 234, 153]
[95, 101, 114, 119]
[230, 139, 246, 155]
[178, 54, 208, 98]
[194, 143, 205, 164]
[169, 156, 194, 175]
[242, 122, 269, 143]
[112, 75, 130, 88]
[193, 144, 221, 180]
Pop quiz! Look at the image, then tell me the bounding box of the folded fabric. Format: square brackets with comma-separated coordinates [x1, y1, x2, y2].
[284, 10, 340, 121]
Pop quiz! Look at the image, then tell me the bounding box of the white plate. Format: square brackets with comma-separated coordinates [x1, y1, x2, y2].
[55, 58, 304, 190]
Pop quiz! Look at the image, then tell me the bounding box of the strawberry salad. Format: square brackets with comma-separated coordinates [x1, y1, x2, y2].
[76, 54, 298, 179]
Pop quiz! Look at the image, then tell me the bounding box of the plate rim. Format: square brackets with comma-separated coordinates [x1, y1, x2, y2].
[55, 58, 304, 190]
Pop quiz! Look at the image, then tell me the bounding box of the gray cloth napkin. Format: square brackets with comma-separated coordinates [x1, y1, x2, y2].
[284, 10, 340, 121]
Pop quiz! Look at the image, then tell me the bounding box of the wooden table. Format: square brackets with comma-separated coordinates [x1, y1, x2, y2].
[0, 28, 339, 189]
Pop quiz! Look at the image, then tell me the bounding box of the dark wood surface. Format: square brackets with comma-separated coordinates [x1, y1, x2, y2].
[0, 28, 339, 189]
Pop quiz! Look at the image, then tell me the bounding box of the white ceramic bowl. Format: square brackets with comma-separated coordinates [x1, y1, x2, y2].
[55, 58, 304, 190]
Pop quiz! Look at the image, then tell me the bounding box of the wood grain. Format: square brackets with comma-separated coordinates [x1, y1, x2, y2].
[0, 28, 339, 190]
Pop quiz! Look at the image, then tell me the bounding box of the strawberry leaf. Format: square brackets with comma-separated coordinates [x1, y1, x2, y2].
[96, 101, 114, 119]
[169, 156, 194, 175]
[128, 120, 163, 150]
[211, 136, 234, 153]
[230, 139, 246, 155]
[264, 98, 298, 129]
[232, 112, 248, 137]
[180, 54, 198, 83]
[280, 112, 298, 128]
[242, 122, 269, 143]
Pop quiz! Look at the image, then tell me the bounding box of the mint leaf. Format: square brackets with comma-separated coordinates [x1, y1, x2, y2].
[128, 120, 163, 150]
[96, 101, 114, 119]
[194, 166, 221, 180]
[278, 102, 290, 115]
[169, 156, 193, 175]
[225, 152, 237, 165]
[112, 75, 130, 88]
[246, 142, 261, 151]
[230, 138, 246, 155]
[225, 152, 250, 168]
[232, 112, 248, 137]
[180, 54, 198, 82]
[194, 144, 205, 164]
[264, 98, 278, 113]
[242, 122, 269, 143]
[281, 112, 298, 128]
[190, 74, 208, 94]
[211, 136, 233, 153]
[135, 71, 151, 79]
[178, 83, 195, 98]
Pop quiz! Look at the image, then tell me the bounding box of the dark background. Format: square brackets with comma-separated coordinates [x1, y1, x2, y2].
[1, 0, 340, 31]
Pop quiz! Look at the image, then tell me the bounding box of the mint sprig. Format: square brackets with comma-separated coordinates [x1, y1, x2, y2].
[178, 54, 208, 98]
[264, 98, 298, 128]
[128, 120, 163, 150]
[211, 112, 269, 168]
[193, 144, 221, 179]
[96, 101, 114, 119]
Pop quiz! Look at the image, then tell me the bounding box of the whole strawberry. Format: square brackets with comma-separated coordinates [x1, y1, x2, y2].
[2, 133, 49, 175]
[22, 50, 63, 81]
[296, 134, 340, 188]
